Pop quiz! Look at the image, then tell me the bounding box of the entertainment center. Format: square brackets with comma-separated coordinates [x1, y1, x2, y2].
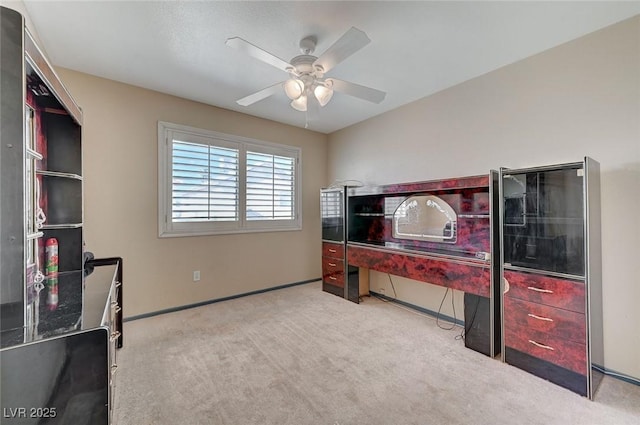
[321, 159, 603, 398]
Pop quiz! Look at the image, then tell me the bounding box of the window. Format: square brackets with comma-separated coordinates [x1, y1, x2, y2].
[158, 122, 301, 237]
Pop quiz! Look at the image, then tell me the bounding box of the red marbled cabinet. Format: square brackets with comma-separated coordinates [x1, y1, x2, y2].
[322, 242, 344, 259]
[504, 270, 585, 314]
[379, 175, 490, 194]
[504, 297, 586, 345]
[322, 242, 345, 290]
[347, 245, 491, 297]
[503, 269, 588, 376]
[349, 175, 492, 256]
[503, 325, 587, 375]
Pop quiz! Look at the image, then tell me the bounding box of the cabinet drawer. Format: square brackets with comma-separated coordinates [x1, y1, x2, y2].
[504, 297, 586, 345]
[504, 325, 587, 375]
[322, 257, 345, 274]
[322, 242, 344, 259]
[322, 270, 344, 288]
[504, 270, 585, 313]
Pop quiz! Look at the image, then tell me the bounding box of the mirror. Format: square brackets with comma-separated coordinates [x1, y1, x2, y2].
[392, 195, 457, 243]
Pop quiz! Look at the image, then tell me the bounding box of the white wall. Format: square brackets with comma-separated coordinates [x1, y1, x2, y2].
[328, 16, 640, 379]
[55, 69, 328, 317]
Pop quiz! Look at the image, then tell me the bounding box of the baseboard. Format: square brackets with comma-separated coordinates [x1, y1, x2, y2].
[369, 290, 465, 327]
[124, 278, 321, 322]
[593, 364, 640, 387]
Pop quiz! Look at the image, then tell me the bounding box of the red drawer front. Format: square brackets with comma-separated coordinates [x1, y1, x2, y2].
[504, 270, 585, 313]
[504, 297, 586, 345]
[322, 256, 345, 288]
[322, 242, 344, 259]
[322, 270, 344, 288]
[322, 257, 344, 274]
[504, 325, 587, 375]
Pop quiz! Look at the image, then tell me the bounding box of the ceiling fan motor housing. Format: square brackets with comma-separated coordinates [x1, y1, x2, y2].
[288, 55, 327, 94]
[299, 35, 317, 55]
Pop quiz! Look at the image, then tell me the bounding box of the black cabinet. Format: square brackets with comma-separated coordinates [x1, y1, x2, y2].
[320, 186, 363, 303]
[1, 6, 84, 346]
[1, 7, 122, 424]
[1, 261, 122, 424]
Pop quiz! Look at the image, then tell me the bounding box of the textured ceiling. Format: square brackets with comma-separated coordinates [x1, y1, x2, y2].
[22, 1, 640, 134]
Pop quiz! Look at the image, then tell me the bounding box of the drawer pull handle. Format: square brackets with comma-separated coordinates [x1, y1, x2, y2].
[111, 364, 118, 375]
[328, 262, 337, 267]
[527, 286, 553, 294]
[329, 276, 337, 281]
[528, 340, 554, 350]
[114, 306, 122, 314]
[328, 249, 337, 253]
[110, 331, 121, 341]
[528, 313, 553, 322]
[115, 281, 122, 288]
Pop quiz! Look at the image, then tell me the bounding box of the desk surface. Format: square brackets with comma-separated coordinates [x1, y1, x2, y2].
[347, 243, 492, 297]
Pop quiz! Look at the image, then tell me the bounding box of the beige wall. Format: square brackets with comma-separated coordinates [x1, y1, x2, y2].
[55, 69, 327, 317]
[328, 17, 640, 378]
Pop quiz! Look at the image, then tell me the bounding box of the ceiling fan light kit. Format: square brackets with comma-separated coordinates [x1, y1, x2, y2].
[314, 84, 333, 106]
[283, 78, 304, 100]
[226, 27, 386, 120]
[290, 94, 308, 112]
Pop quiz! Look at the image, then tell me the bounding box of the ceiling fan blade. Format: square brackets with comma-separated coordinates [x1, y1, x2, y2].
[236, 82, 284, 106]
[326, 78, 386, 104]
[226, 37, 292, 72]
[314, 27, 370, 73]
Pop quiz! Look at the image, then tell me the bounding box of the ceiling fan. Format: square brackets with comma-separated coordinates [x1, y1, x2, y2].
[226, 27, 386, 122]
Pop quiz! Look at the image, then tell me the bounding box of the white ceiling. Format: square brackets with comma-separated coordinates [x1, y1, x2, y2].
[22, 1, 640, 134]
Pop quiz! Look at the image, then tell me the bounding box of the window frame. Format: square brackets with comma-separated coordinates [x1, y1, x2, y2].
[158, 121, 302, 238]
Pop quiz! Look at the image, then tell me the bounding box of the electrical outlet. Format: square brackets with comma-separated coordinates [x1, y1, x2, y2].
[193, 270, 201, 282]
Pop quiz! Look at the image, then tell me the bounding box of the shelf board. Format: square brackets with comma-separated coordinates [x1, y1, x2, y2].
[41, 223, 83, 230]
[36, 170, 82, 180]
[27, 231, 44, 240]
[458, 214, 490, 219]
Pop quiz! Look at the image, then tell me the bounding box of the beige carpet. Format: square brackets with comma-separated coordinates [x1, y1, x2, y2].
[114, 281, 640, 425]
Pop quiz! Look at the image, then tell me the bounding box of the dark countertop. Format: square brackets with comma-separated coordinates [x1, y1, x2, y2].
[1, 265, 117, 349]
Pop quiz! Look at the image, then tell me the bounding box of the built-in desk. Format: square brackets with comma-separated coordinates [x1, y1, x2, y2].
[343, 174, 501, 357]
[347, 242, 491, 297]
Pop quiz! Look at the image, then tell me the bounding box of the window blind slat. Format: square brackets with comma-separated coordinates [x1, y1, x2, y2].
[172, 141, 239, 222]
[246, 151, 294, 221]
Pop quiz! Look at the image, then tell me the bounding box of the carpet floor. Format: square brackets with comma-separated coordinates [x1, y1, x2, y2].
[113, 281, 640, 425]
